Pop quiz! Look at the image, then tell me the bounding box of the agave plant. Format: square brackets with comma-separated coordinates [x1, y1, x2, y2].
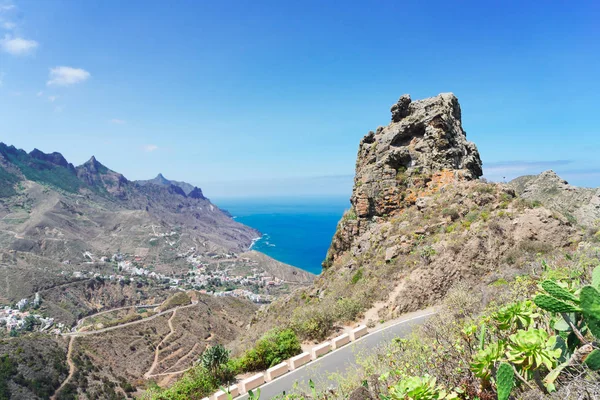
[470, 341, 505, 380]
[506, 329, 561, 376]
[493, 300, 539, 330]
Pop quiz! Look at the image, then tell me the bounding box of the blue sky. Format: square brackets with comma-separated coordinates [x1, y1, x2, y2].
[0, 0, 599, 198]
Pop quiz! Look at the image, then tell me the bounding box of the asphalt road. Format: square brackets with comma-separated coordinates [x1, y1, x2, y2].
[236, 311, 435, 400]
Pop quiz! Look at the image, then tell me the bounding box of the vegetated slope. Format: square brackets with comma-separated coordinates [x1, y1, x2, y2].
[58, 292, 256, 400]
[0, 143, 313, 398]
[0, 334, 68, 400]
[249, 93, 593, 345]
[510, 170, 600, 228]
[0, 143, 311, 317]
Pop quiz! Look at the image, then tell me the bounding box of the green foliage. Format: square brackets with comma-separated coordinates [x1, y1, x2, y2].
[351, 268, 363, 284]
[0, 166, 19, 198]
[584, 349, 600, 371]
[534, 294, 580, 313]
[505, 329, 561, 374]
[342, 208, 358, 222]
[580, 285, 600, 339]
[592, 265, 600, 290]
[201, 345, 231, 382]
[470, 341, 505, 380]
[496, 362, 514, 400]
[248, 388, 261, 399]
[148, 366, 219, 400]
[238, 329, 301, 372]
[493, 300, 538, 330]
[0, 355, 18, 400]
[385, 375, 455, 400]
[540, 280, 579, 303]
[2, 150, 82, 193]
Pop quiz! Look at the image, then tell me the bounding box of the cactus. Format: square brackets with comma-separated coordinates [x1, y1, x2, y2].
[541, 280, 578, 303]
[592, 265, 600, 291]
[496, 362, 514, 400]
[534, 294, 581, 313]
[580, 286, 600, 339]
[584, 349, 600, 371]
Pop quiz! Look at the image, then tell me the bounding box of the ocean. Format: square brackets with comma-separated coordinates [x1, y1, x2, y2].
[214, 197, 349, 275]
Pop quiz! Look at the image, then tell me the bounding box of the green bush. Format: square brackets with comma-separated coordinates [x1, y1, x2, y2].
[238, 329, 301, 372]
[351, 268, 363, 284]
[290, 306, 335, 341]
[147, 366, 219, 400]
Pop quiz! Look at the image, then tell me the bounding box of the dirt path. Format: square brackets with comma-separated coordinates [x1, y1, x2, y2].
[144, 309, 177, 379]
[74, 303, 161, 331]
[361, 280, 407, 326]
[51, 336, 75, 400]
[164, 343, 199, 373]
[63, 302, 197, 337]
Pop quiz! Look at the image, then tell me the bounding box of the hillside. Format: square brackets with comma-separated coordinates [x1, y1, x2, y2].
[245, 93, 594, 345]
[0, 143, 314, 399]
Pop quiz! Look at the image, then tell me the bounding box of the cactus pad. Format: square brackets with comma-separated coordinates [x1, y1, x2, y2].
[541, 280, 578, 303]
[580, 286, 600, 339]
[534, 295, 581, 313]
[585, 349, 600, 371]
[496, 362, 514, 400]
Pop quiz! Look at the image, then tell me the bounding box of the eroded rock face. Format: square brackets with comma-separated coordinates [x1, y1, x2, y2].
[352, 93, 482, 220]
[326, 94, 483, 265]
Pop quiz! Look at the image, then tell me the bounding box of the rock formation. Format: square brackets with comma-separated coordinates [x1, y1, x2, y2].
[352, 93, 482, 220]
[326, 93, 484, 264]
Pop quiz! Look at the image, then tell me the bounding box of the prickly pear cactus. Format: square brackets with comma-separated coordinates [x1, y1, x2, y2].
[534, 294, 581, 313]
[496, 362, 514, 400]
[580, 286, 600, 339]
[541, 280, 578, 303]
[584, 349, 600, 371]
[593, 265, 600, 291]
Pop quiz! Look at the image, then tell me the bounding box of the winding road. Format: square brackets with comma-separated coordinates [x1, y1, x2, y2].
[237, 311, 435, 400]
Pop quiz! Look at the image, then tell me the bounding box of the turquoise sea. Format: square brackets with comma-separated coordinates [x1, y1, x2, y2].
[214, 197, 349, 275]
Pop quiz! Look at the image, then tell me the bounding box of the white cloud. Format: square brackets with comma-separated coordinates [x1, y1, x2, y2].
[109, 118, 126, 124]
[143, 144, 159, 152]
[0, 34, 38, 55]
[54, 105, 64, 113]
[0, 4, 15, 12]
[47, 66, 90, 86]
[36, 91, 43, 97]
[48, 95, 58, 102]
[2, 21, 15, 30]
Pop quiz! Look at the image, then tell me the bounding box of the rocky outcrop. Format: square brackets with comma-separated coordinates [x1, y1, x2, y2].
[352, 93, 481, 220]
[510, 170, 600, 227]
[326, 93, 483, 264]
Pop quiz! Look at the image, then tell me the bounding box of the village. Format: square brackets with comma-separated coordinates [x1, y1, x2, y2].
[1, 248, 285, 335]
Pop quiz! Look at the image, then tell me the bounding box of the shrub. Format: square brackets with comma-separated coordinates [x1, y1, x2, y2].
[290, 306, 335, 341]
[351, 269, 363, 284]
[334, 298, 362, 322]
[238, 329, 301, 372]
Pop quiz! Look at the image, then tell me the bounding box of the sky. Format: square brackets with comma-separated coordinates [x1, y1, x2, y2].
[0, 0, 599, 198]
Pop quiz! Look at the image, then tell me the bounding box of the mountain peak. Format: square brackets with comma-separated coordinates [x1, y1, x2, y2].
[29, 148, 72, 169]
